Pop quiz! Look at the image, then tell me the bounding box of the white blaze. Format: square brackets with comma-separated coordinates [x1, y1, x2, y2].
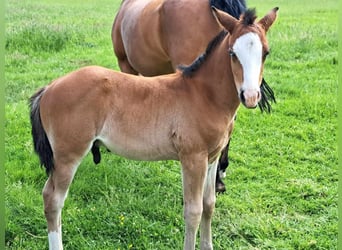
[232, 32, 262, 93]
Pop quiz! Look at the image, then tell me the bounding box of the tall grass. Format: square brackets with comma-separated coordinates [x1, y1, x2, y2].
[5, 0, 337, 249]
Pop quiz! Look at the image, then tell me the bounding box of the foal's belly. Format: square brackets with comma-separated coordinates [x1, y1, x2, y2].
[106, 142, 179, 162]
[97, 132, 179, 162]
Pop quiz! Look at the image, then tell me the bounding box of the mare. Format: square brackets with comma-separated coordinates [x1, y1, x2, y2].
[30, 7, 278, 250]
[111, 0, 275, 192]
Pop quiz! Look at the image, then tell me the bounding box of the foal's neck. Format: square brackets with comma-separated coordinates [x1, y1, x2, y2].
[186, 34, 240, 115]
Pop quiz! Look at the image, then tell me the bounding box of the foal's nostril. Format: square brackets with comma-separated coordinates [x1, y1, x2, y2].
[257, 91, 261, 101]
[239, 90, 245, 104]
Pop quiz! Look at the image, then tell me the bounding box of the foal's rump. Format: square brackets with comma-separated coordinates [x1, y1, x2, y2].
[29, 67, 111, 171]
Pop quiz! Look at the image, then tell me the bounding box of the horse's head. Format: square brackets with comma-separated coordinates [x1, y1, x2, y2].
[212, 7, 278, 108]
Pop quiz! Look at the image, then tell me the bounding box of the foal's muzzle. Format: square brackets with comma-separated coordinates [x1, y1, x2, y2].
[239, 89, 261, 108]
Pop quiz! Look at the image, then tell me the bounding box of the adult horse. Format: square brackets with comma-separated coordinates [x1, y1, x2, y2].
[111, 0, 275, 192]
[30, 7, 278, 250]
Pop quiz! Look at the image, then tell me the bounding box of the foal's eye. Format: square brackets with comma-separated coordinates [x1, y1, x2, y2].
[228, 49, 236, 58]
[263, 50, 270, 60]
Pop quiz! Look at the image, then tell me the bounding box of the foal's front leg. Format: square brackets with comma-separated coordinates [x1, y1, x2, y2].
[180, 153, 208, 250]
[201, 158, 219, 250]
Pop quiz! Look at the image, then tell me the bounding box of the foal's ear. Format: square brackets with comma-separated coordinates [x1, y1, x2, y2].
[211, 6, 238, 34]
[258, 7, 279, 32]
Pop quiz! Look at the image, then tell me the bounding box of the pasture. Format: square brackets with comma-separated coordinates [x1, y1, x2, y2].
[5, 0, 337, 249]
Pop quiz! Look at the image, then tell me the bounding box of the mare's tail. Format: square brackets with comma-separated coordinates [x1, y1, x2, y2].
[29, 87, 54, 175]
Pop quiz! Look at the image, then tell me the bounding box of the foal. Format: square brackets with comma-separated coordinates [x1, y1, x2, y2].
[30, 7, 278, 250]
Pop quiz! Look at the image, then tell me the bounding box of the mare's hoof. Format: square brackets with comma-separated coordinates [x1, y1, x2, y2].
[215, 182, 226, 193]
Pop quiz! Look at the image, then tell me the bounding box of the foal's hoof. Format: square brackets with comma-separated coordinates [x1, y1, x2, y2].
[215, 182, 226, 193]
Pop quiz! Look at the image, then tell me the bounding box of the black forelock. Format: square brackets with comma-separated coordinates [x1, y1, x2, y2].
[242, 8, 257, 26]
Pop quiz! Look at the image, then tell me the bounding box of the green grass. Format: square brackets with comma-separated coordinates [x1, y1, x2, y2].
[5, 0, 337, 249]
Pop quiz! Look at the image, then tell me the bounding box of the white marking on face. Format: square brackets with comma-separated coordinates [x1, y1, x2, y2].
[232, 32, 262, 93]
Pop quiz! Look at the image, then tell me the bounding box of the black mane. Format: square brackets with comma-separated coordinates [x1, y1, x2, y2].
[210, 0, 246, 19]
[259, 78, 276, 113]
[178, 30, 228, 77]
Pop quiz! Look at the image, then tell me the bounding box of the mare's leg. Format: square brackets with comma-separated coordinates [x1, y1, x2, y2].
[181, 153, 208, 250]
[215, 120, 235, 193]
[201, 158, 219, 250]
[43, 157, 80, 250]
[215, 142, 229, 193]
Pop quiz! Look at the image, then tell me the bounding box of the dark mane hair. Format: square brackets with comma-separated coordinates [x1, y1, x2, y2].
[210, 0, 246, 19]
[259, 78, 276, 113]
[178, 30, 228, 77]
[242, 8, 257, 26]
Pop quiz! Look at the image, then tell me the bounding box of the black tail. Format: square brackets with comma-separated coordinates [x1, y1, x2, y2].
[29, 87, 54, 175]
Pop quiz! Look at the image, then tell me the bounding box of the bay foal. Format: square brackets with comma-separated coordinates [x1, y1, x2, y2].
[30, 7, 278, 250]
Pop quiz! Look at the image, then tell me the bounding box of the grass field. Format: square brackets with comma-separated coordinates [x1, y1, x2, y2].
[5, 0, 338, 249]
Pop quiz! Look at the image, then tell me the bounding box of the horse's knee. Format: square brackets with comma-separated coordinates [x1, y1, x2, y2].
[203, 196, 216, 220]
[184, 203, 203, 229]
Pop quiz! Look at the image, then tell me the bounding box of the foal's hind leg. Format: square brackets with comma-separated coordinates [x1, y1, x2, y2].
[201, 158, 219, 250]
[43, 159, 79, 250]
